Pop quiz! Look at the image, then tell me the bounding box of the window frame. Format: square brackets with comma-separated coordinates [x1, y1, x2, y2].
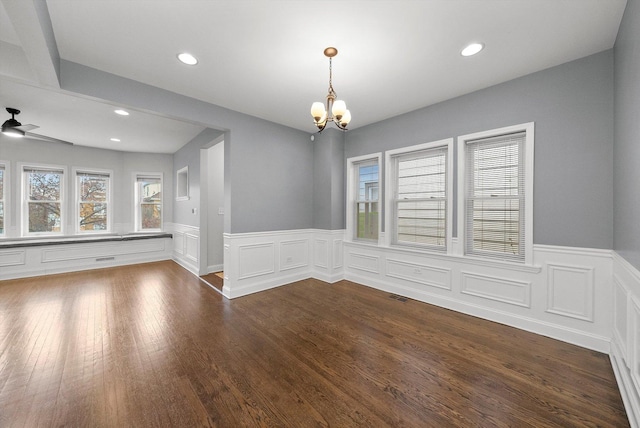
[176, 166, 189, 201]
[134, 172, 163, 232]
[19, 162, 67, 237]
[346, 153, 382, 243]
[385, 138, 454, 252]
[0, 161, 9, 238]
[73, 167, 113, 234]
[457, 122, 534, 264]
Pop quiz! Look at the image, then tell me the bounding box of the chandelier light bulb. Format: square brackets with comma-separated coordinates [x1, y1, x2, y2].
[332, 100, 347, 119]
[340, 109, 351, 127]
[310, 102, 326, 122]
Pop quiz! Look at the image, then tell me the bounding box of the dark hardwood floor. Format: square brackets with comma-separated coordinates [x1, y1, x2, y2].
[0, 261, 629, 427]
[200, 272, 224, 293]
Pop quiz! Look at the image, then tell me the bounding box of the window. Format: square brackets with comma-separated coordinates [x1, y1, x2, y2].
[76, 169, 111, 233]
[176, 166, 189, 201]
[22, 165, 65, 235]
[355, 161, 379, 240]
[387, 139, 453, 252]
[0, 162, 6, 236]
[135, 173, 162, 231]
[347, 154, 381, 242]
[458, 123, 534, 263]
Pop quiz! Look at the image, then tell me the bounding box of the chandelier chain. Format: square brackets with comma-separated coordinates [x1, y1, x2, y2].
[328, 57, 333, 92]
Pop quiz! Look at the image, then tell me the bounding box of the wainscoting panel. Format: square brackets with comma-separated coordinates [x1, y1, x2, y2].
[0, 249, 26, 267]
[185, 234, 199, 263]
[173, 232, 185, 255]
[461, 271, 531, 307]
[546, 263, 594, 322]
[280, 239, 309, 271]
[386, 258, 451, 290]
[347, 252, 380, 274]
[238, 243, 275, 279]
[314, 239, 328, 269]
[42, 240, 165, 263]
[614, 275, 630, 365]
[223, 230, 339, 299]
[0, 237, 173, 281]
[333, 239, 343, 269]
[343, 242, 612, 353]
[171, 223, 200, 275]
[311, 230, 345, 283]
[611, 253, 640, 428]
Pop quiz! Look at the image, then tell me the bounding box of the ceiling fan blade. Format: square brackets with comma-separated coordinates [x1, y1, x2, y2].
[15, 124, 39, 132]
[24, 132, 74, 146]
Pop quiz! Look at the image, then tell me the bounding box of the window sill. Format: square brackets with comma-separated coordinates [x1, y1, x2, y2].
[343, 240, 542, 274]
[0, 233, 172, 249]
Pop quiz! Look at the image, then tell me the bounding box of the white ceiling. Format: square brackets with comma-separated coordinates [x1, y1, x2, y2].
[0, 0, 628, 153]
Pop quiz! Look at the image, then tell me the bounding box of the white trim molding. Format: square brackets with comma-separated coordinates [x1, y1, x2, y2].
[611, 251, 640, 427]
[170, 222, 200, 275]
[0, 236, 172, 281]
[222, 229, 345, 299]
[343, 240, 612, 353]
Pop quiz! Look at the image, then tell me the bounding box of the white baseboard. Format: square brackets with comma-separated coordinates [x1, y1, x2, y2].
[172, 253, 199, 276]
[611, 339, 640, 428]
[224, 270, 310, 299]
[207, 264, 223, 273]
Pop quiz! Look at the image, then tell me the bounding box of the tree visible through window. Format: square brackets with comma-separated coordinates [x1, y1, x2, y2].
[356, 162, 379, 240]
[136, 175, 162, 230]
[77, 172, 110, 232]
[24, 167, 63, 234]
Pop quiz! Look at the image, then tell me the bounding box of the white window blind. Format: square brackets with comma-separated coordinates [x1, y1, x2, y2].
[355, 160, 379, 240]
[394, 147, 447, 250]
[465, 132, 525, 261]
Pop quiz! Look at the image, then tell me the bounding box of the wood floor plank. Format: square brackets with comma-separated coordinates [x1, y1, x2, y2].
[0, 261, 629, 427]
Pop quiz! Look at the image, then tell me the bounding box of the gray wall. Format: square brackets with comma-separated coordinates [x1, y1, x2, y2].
[60, 60, 314, 234]
[312, 128, 345, 230]
[614, 0, 640, 270]
[0, 135, 173, 234]
[346, 50, 614, 249]
[173, 128, 224, 228]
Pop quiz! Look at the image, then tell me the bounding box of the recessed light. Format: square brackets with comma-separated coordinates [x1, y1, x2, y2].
[114, 109, 129, 116]
[110, 138, 121, 142]
[177, 52, 198, 65]
[461, 42, 484, 57]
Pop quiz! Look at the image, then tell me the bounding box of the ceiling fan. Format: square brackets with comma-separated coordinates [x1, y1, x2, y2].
[1, 107, 73, 145]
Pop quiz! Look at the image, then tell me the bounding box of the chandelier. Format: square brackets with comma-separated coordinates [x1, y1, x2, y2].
[310, 47, 351, 132]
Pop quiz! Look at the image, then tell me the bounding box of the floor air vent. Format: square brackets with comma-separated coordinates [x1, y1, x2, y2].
[389, 294, 408, 302]
[96, 257, 115, 262]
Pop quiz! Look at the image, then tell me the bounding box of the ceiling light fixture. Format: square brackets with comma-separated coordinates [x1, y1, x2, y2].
[1, 107, 25, 138]
[310, 47, 351, 132]
[461, 42, 484, 57]
[110, 138, 121, 142]
[177, 53, 198, 65]
[114, 109, 129, 116]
